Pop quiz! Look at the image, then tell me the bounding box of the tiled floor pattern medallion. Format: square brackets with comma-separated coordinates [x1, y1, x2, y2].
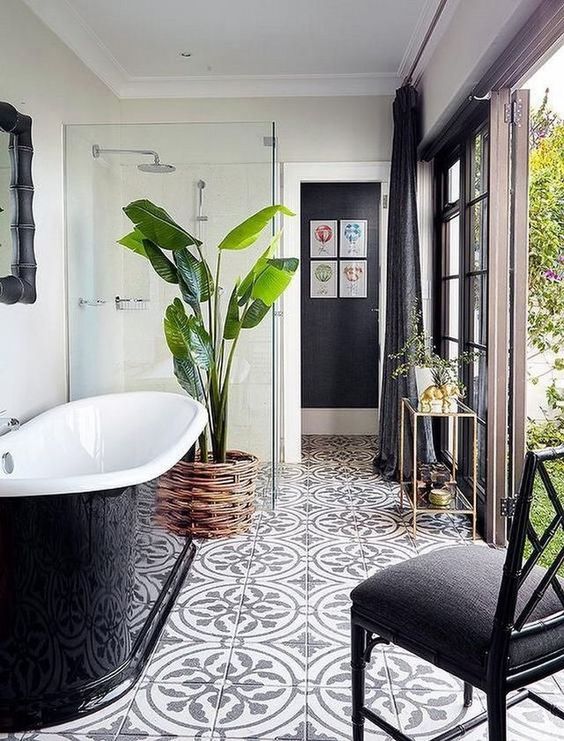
[18, 436, 564, 740]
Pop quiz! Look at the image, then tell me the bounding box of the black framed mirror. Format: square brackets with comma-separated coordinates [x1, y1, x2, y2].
[0, 102, 36, 304]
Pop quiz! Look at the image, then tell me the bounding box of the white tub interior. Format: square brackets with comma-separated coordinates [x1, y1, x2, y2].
[0, 392, 206, 496]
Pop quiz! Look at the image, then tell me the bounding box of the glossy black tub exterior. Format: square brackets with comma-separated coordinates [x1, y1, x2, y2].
[0, 479, 194, 731]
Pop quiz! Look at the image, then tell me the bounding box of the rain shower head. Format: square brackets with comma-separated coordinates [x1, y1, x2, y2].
[92, 144, 176, 173]
[138, 161, 176, 173]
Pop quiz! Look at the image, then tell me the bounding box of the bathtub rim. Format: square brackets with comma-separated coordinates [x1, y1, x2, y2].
[0, 391, 207, 496]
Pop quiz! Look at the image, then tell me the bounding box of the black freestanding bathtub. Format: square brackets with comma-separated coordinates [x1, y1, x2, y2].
[0, 392, 206, 731]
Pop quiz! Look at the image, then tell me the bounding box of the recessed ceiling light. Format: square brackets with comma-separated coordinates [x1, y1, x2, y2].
[180, 52, 192, 58]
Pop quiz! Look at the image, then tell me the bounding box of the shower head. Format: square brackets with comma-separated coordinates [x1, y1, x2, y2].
[197, 179, 206, 189]
[92, 144, 176, 173]
[137, 160, 176, 173]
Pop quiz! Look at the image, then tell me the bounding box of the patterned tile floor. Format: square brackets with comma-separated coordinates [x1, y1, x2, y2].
[18, 436, 564, 740]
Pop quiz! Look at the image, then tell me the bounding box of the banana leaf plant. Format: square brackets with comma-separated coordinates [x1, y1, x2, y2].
[118, 199, 297, 463]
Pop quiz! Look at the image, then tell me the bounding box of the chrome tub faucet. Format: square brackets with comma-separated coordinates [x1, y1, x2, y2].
[0, 412, 20, 436]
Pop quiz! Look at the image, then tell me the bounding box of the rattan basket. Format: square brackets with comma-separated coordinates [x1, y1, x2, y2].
[156, 450, 259, 538]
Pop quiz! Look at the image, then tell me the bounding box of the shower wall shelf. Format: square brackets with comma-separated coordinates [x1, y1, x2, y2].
[79, 298, 150, 310]
[78, 298, 107, 307]
[115, 297, 150, 311]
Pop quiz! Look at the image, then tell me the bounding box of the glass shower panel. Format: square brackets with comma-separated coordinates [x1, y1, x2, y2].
[65, 121, 276, 494]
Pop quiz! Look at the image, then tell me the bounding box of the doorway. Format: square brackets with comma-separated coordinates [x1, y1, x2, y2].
[509, 40, 564, 494]
[281, 162, 390, 462]
[300, 182, 380, 435]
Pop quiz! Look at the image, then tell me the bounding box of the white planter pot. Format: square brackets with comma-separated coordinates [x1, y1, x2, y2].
[415, 367, 434, 398]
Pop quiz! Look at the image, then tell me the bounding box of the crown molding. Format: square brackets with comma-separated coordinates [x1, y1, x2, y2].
[22, 0, 398, 99]
[119, 73, 400, 99]
[22, 0, 127, 95]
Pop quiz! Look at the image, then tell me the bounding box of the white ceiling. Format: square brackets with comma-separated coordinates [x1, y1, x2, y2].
[23, 0, 446, 98]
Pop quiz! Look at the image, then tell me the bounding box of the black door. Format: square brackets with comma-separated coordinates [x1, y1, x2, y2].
[300, 182, 380, 410]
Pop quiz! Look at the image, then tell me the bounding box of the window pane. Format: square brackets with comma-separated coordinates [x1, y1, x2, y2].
[470, 130, 489, 199]
[447, 160, 460, 203]
[468, 275, 486, 345]
[446, 279, 459, 339]
[470, 200, 488, 271]
[477, 422, 487, 483]
[447, 417, 455, 461]
[467, 350, 487, 422]
[446, 340, 459, 362]
[446, 215, 460, 275]
[443, 340, 459, 458]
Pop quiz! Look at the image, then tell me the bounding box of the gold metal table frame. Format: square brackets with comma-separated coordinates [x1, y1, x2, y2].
[399, 397, 478, 540]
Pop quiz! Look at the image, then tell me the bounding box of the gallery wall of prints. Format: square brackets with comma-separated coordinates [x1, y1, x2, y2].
[309, 220, 368, 299]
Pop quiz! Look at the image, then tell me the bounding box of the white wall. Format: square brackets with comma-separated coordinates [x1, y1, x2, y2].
[0, 0, 392, 425]
[418, 0, 542, 145]
[120, 96, 393, 163]
[0, 0, 119, 421]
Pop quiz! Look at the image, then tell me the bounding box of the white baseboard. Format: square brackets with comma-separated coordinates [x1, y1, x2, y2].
[302, 408, 378, 435]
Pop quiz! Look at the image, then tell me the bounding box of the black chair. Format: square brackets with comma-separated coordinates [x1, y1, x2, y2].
[350, 445, 564, 740]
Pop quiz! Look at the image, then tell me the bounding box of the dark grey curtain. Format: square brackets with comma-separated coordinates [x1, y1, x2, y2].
[375, 85, 435, 480]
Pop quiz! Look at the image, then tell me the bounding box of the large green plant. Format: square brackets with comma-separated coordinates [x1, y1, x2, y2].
[118, 200, 297, 463]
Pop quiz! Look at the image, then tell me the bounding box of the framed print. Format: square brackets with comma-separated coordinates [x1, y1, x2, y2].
[339, 260, 367, 298]
[311, 260, 337, 298]
[339, 219, 367, 257]
[310, 220, 337, 257]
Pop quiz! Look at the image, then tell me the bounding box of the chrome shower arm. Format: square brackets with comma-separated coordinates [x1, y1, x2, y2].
[92, 145, 161, 163]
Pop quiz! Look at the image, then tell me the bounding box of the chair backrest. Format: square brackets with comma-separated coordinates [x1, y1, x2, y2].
[492, 445, 564, 659]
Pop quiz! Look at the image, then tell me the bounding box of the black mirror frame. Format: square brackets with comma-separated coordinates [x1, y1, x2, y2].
[0, 102, 36, 304]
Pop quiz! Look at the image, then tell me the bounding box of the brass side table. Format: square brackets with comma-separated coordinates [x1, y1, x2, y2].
[399, 397, 478, 540]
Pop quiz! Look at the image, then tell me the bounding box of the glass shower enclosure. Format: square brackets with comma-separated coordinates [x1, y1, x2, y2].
[64, 121, 278, 499]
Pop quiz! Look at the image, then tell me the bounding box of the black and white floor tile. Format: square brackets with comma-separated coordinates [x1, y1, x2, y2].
[22, 436, 564, 740]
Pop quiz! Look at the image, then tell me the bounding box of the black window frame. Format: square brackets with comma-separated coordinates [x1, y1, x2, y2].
[433, 114, 490, 516]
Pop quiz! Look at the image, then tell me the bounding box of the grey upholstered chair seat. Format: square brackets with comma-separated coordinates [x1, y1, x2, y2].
[351, 545, 564, 673]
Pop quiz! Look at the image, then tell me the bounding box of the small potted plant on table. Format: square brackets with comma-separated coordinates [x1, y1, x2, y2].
[390, 303, 474, 412]
[118, 200, 298, 537]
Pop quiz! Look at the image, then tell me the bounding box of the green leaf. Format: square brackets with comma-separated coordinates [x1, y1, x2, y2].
[241, 299, 270, 328]
[117, 228, 147, 256]
[224, 281, 241, 340]
[237, 231, 282, 304]
[239, 256, 298, 329]
[144, 239, 179, 284]
[251, 257, 299, 306]
[164, 301, 211, 382]
[174, 248, 213, 312]
[173, 356, 203, 400]
[187, 316, 213, 370]
[218, 205, 294, 251]
[164, 299, 190, 358]
[123, 199, 201, 250]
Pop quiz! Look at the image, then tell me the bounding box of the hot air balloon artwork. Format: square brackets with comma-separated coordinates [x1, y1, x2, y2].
[339, 260, 367, 298]
[310, 220, 337, 257]
[340, 219, 367, 257]
[310, 260, 337, 298]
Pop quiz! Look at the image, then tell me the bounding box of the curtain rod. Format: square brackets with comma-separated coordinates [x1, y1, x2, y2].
[403, 0, 450, 86]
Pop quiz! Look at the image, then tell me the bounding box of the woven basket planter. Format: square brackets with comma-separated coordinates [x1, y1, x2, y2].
[156, 450, 259, 539]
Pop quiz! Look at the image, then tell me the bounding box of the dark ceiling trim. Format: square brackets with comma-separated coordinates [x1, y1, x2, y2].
[420, 0, 564, 161]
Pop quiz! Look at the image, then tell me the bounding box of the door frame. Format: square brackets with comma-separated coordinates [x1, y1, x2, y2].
[507, 88, 530, 499]
[281, 162, 390, 463]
